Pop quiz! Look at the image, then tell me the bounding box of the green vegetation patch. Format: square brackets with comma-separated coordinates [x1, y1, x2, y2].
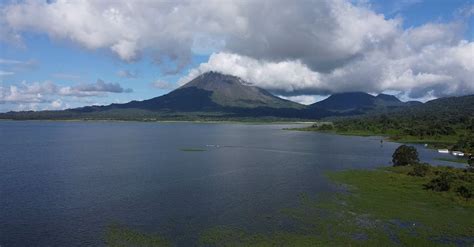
[200, 166, 474, 246]
[329, 167, 473, 233]
[105, 224, 171, 247]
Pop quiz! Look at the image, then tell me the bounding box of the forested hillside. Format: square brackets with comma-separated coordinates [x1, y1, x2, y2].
[308, 95, 474, 153]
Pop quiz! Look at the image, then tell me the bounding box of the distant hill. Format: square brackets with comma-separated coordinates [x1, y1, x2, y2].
[325, 94, 474, 151]
[310, 92, 419, 113]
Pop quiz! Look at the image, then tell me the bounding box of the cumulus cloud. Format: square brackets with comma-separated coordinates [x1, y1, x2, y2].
[1, 0, 472, 99]
[50, 99, 67, 110]
[178, 25, 473, 99]
[0, 80, 132, 104]
[67, 79, 133, 94]
[1, 0, 239, 70]
[1, 0, 400, 71]
[177, 53, 324, 94]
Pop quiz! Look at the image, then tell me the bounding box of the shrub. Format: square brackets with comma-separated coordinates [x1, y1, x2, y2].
[468, 155, 474, 172]
[456, 186, 472, 200]
[408, 163, 430, 177]
[392, 145, 419, 166]
[318, 124, 334, 131]
[424, 171, 455, 192]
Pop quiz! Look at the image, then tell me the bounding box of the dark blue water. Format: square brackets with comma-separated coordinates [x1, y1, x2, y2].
[0, 121, 457, 246]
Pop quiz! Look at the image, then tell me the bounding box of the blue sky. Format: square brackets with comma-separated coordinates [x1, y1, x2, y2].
[0, 31, 212, 111]
[0, 0, 473, 112]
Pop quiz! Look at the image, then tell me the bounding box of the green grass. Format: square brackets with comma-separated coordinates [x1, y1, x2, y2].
[328, 167, 474, 241]
[179, 148, 206, 152]
[435, 157, 469, 164]
[200, 166, 474, 246]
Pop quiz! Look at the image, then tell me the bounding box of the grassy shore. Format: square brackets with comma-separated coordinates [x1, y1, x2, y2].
[200, 166, 473, 246]
[104, 166, 473, 246]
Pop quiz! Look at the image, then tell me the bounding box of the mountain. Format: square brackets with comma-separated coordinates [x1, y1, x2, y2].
[179, 72, 303, 109]
[311, 92, 376, 112]
[310, 92, 418, 113]
[76, 71, 303, 113]
[375, 93, 400, 103]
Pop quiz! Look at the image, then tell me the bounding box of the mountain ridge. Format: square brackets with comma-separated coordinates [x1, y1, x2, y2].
[311, 91, 419, 113]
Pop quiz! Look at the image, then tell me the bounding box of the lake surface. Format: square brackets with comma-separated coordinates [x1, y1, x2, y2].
[0, 121, 458, 246]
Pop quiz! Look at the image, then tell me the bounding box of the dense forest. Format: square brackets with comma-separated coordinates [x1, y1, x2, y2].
[308, 95, 474, 154]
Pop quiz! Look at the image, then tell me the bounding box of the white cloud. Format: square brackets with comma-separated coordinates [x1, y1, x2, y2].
[1, 0, 239, 69]
[1, 0, 472, 99]
[178, 23, 473, 99]
[0, 80, 132, 104]
[223, 0, 401, 72]
[0, 58, 24, 65]
[279, 95, 325, 105]
[50, 99, 64, 109]
[1, 0, 399, 71]
[66, 79, 133, 94]
[178, 52, 325, 94]
[0, 70, 14, 76]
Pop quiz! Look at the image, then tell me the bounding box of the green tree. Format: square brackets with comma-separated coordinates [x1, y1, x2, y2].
[392, 145, 419, 166]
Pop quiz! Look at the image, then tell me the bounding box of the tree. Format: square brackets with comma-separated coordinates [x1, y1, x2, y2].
[392, 145, 419, 166]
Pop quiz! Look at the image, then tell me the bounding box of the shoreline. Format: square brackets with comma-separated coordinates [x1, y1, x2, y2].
[0, 118, 317, 125]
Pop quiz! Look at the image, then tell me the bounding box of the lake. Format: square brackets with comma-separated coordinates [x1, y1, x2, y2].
[0, 121, 457, 246]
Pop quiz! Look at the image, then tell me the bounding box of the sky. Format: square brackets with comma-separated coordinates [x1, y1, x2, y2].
[0, 0, 473, 112]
